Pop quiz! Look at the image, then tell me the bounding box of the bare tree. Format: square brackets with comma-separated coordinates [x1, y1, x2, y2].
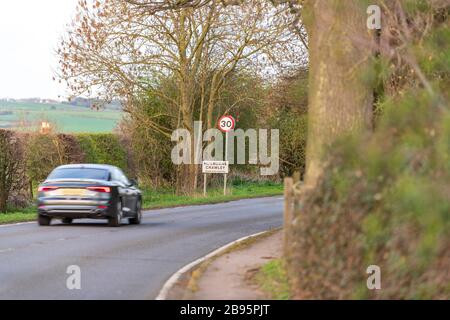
[116, 0, 373, 187]
[58, 0, 306, 192]
[123, 0, 309, 49]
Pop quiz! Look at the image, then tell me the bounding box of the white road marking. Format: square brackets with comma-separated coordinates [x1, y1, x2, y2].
[155, 230, 268, 300]
[0, 248, 14, 253]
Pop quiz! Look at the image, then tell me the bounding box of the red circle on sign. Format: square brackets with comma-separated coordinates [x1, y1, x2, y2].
[218, 115, 235, 133]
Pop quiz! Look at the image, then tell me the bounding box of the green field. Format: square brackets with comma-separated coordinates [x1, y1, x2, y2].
[0, 100, 122, 133]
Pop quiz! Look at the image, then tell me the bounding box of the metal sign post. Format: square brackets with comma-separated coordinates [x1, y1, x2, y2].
[218, 115, 235, 196]
[224, 131, 228, 196]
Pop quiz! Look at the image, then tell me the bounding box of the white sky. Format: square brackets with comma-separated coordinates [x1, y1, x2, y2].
[0, 0, 79, 100]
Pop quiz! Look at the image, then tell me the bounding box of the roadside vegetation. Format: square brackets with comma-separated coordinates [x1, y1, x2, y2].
[255, 259, 291, 300]
[285, 1, 450, 299]
[0, 207, 35, 225]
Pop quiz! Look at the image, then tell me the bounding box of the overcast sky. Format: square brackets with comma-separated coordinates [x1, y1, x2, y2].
[0, 0, 78, 100]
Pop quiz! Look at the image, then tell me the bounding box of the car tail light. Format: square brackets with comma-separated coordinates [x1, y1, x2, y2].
[98, 205, 108, 209]
[38, 186, 59, 192]
[87, 187, 111, 193]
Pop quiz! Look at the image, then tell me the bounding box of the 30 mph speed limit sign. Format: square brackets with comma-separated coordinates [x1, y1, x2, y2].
[218, 115, 235, 133]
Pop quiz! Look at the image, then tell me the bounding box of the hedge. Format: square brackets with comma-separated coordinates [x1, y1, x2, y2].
[74, 133, 128, 171]
[0, 131, 130, 210]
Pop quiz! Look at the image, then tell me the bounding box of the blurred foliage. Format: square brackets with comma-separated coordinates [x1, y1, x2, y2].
[266, 68, 308, 178]
[287, 2, 449, 299]
[271, 111, 307, 178]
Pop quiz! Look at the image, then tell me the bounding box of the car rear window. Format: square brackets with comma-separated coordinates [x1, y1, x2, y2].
[48, 168, 110, 181]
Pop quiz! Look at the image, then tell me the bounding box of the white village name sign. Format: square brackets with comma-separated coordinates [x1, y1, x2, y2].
[202, 161, 229, 174]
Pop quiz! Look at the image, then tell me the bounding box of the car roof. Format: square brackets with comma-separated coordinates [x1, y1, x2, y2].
[53, 164, 119, 171]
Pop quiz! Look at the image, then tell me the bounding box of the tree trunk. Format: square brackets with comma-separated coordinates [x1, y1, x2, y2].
[303, 0, 374, 186]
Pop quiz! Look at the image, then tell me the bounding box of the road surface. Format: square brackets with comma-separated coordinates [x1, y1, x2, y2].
[0, 196, 283, 299]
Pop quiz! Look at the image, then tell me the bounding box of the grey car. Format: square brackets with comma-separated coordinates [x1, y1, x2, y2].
[37, 164, 142, 227]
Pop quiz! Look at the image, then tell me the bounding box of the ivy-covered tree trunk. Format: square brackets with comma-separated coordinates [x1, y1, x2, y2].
[303, 0, 374, 186]
[285, 0, 375, 299]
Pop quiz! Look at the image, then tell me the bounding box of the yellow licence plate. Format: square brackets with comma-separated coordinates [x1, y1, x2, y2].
[59, 189, 88, 196]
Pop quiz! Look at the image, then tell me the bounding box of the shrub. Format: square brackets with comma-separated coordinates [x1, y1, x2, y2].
[25, 133, 79, 184]
[286, 2, 449, 299]
[75, 133, 128, 172]
[266, 68, 308, 178]
[288, 91, 449, 299]
[23, 132, 128, 203]
[0, 130, 27, 212]
[274, 112, 307, 178]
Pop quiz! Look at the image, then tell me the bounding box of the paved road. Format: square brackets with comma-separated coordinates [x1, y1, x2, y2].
[0, 197, 283, 300]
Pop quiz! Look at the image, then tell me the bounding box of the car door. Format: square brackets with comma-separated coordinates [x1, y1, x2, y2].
[111, 168, 129, 212]
[117, 169, 137, 215]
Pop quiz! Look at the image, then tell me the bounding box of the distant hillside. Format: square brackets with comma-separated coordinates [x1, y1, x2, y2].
[62, 97, 122, 110]
[0, 97, 122, 111]
[0, 99, 122, 133]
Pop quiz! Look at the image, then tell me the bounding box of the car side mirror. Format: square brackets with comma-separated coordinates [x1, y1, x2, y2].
[130, 178, 138, 187]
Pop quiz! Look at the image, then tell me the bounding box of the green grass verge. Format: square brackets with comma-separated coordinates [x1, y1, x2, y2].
[0, 207, 36, 225]
[255, 259, 291, 300]
[142, 182, 283, 209]
[0, 182, 283, 225]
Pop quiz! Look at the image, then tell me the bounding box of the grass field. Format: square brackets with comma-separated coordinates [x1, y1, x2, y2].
[0, 100, 122, 133]
[0, 183, 283, 225]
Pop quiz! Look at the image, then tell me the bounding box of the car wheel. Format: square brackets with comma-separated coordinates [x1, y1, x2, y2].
[108, 199, 123, 227]
[129, 200, 142, 225]
[38, 214, 51, 226]
[62, 218, 73, 224]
